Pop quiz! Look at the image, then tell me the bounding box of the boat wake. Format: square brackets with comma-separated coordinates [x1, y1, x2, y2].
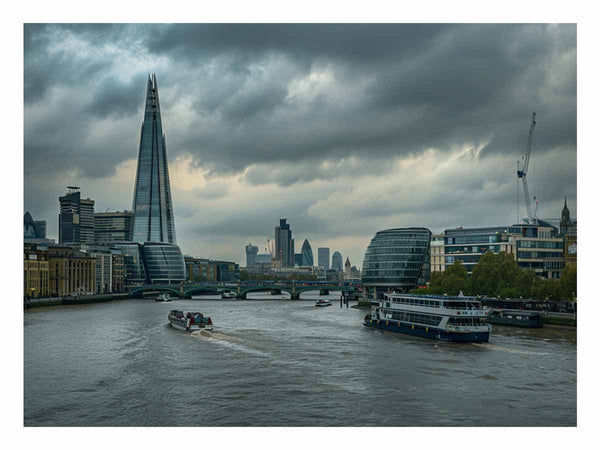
[190, 330, 272, 358]
[472, 343, 550, 356]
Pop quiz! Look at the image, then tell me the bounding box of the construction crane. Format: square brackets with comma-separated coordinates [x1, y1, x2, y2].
[517, 112, 537, 224]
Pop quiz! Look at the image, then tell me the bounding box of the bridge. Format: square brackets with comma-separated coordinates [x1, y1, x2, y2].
[130, 282, 357, 300]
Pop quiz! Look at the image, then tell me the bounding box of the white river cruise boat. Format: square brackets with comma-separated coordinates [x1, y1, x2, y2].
[168, 310, 213, 332]
[363, 293, 491, 342]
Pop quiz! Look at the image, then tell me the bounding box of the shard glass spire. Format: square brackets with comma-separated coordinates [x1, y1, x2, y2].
[131, 74, 177, 244]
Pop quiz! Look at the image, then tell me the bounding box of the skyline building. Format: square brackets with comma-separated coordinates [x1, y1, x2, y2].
[94, 211, 133, 245]
[301, 239, 314, 266]
[58, 187, 95, 245]
[123, 74, 185, 284]
[24, 212, 46, 239]
[294, 253, 303, 266]
[331, 251, 342, 272]
[275, 219, 293, 267]
[131, 74, 177, 244]
[246, 243, 259, 266]
[345, 256, 351, 275]
[318, 247, 330, 270]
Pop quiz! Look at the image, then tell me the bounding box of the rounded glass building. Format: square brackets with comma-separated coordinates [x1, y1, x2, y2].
[141, 242, 186, 284]
[362, 227, 431, 295]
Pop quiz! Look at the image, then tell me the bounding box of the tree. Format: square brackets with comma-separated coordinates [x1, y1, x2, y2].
[471, 251, 519, 297]
[560, 266, 577, 301]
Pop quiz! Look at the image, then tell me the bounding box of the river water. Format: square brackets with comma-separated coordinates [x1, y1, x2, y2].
[24, 293, 576, 426]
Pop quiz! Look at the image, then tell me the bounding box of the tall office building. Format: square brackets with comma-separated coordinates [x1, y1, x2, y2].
[122, 74, 185, 284]
[59, 187, 95, 245]
[318, 247, 330, 269]
[331, 251, 343, 272]
[301, 239, 314, 266]
[246, 243, 259, 266]
[275, 219, 293, 267]
[94, 211, 133, 244]
[131, 74, 177, 244]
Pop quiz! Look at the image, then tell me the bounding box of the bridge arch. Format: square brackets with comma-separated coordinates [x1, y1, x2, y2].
[130, 285, 181, 298]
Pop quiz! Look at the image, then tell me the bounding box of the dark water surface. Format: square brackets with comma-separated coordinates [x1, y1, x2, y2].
[24, 297, 576, 426]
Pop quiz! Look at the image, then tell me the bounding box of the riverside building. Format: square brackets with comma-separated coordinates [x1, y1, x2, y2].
[24, 243, 50, 298]
[443, 223, 565, 279]
[362, 227, 432, 299]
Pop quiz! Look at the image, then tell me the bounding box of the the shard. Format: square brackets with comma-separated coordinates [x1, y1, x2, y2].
[131, 73, 177, 244]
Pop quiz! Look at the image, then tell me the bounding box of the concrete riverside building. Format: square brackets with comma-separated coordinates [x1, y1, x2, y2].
[430, 233, 445, 273]
[94, 211, 133, 244]
[184, 256, 239, 282]
[45, 245, 96, 296]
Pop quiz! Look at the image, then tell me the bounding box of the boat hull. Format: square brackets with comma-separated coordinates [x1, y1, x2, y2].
[315, 303, 332, 307]
[363, 319, 490, 342]
[168, 320, 213, 332]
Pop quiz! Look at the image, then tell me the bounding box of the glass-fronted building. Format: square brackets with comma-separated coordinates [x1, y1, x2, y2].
[331, 251, 343, 272]
[318, 247, 330, 269]
[131, 74, 177, 244]
[112, 243, 146, 286]
[443, 224, 564, 278]
[362, 227, 431, 296]
[444, 226, 514, 274]
[301, 239, 314, 266]
[141, 243, 186, 284]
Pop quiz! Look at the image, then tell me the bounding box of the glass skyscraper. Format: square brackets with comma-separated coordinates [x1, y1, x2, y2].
[131, 74, 177, 244]
[301, 239, 314, 266]
[126, 74, 185, 285]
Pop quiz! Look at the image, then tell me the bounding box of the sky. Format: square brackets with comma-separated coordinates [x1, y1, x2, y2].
[23, 23, 577, 267]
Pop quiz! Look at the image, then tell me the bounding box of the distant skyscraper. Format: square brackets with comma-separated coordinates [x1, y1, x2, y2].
[94, 211, 133, 244]
[59, 187, 95, 245]
[331, 251, 343, 272]
[275, 219, 293, 267]
[318, 247, 330, 269]
[131, 74, 177, 244]
[246, 243, 259, 266]
[294, 253, 303, 266]
[24, 212, 46, 239]
[301, 239, 314, 266]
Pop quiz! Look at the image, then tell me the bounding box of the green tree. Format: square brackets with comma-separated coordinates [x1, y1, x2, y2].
[560, 266, 577, 301]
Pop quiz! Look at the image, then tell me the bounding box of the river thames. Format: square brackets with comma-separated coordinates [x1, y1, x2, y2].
[24, 294, 576, 426]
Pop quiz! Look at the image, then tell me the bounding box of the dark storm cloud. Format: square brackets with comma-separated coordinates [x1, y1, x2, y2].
[24, 23, 577, 261]
[25, 23, 576, 182]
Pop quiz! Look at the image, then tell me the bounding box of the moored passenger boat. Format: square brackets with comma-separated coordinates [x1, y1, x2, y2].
[363, 293, 491, 342]
[168, 310, 213, 332]
[487, 310, 543, 328]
